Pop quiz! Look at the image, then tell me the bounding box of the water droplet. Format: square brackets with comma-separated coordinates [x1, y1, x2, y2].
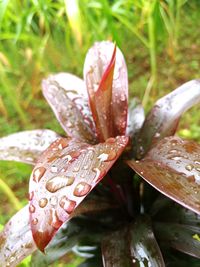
[83, 165, 89, 170]
[155, 132, 160, 138]
[32, 218, 38, 225]
[105, 151, 117, 161]
[93, 167, 101, 182]
[195, 160, 200, 165]
[50, 196, 58, 206]
[39, 198, 48, 208]
[74, 182, 92, 197]
[196, 167, 200, 172]
[49, 208, 62, 229]
[58, 139, 69, 149]
[169, 149, 178, 153]
[59, 196, 76, 213]
[66, 121, 73, 128]
[171, 156, 182, 161]
[28, 191, 34, 201]
[33, 166, 46, 183]
[73, 166, 80, 172]
[185, 164, 194, 171]
[51, 165, 58, 173]
[29, 204, 35, 213]
[106, 137, 116, 144]
[98, 153, 108, 162]
[46, 175, 75, 193]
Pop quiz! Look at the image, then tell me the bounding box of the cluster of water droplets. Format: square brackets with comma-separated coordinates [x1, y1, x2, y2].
[29, 136, 126, 233]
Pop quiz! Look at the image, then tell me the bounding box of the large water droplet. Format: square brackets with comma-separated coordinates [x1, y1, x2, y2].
[39, 198, 48, 208]
[185, 164, 194, 171]
[29, 204, 35, 213]
[33, 166, 46, 183]
[46, 175, 75, 193]
[98, 153, 108, 162]
[74, 182, 91, 197]
[106, 137, 116, 144]
[49, 208, 62, 229]
[32, 218, 38, 225]
[105, 151, 117, 161]
[59, 196, 76, 214]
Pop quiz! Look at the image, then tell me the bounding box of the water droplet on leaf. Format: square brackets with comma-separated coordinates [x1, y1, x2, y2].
[74, 182, 91, 197]
[46, 176, 75, 193]
[39, 198, 48, 208]
[59, 196, 76, 213]
[33, 167, 46, 183]
[29, 204, 35, 213]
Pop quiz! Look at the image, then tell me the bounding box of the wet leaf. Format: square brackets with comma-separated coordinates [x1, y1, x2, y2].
[126, 98, 145, 141]
[101, 228, 132, 267]
[136, 80, 200, 158]
[84, 41, 128, 140]
[29, 136, 128, 251]
[0, 129, 59, 165]
[0, 205, 36, 267]
[129, 216, 165, 267]
[42, 73, 97, 144]
[102, 216, 164, 267]
[127, 136, 200, 215]
[155, 222, 200, 259]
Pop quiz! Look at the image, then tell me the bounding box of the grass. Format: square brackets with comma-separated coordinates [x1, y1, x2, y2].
[0, 0, 200, 266]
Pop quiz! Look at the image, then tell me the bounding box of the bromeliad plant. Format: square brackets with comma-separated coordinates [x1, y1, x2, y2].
[0, 41, 200, 267]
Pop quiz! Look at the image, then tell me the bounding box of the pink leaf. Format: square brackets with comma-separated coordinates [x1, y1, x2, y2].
[84, 41, 128, 140]
[0, 205, 36, 267]
[0, 129, 59, 165]
[29, 136, 128, 251]
[42, 73, 97, 144]
[127, 136, 200, 215]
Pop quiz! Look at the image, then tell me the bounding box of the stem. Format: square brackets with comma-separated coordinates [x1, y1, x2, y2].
[0, 178, 22, 211]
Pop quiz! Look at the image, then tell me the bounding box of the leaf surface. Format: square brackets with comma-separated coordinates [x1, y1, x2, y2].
[0, 129, 59, 165]
[101, 216, 164, 267]
[129, 216, 165, 267]
[84, 41, 128, 140]
[127, 136, 200, 214]
[0, 205, 36, 267]
[42, 73, 97, 144]
[136, 80, 200, 158]
[29, 136, 128, 251]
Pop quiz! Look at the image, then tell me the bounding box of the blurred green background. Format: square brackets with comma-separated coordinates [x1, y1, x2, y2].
[0, 0, 200, 266]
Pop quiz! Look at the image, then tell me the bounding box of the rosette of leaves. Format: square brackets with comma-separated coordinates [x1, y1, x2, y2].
[0, 41, 200, 267]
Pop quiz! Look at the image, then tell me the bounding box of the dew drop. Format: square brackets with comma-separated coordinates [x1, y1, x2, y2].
[51, 165, 58, 173]
[106, 137, 116, 144]
[39, 198, 48, 208]
[185, 164, 194, 171]
[74, 182, 92, 197]
[105, 150, 117, 161]
[50, 196, 58, 206]
[66, 121, 73, 128]
[33, 166, 46, 183]
[58, 139, 69, 149]
[28, 191, 34, 201]
[29, 204, 35, 213]
[59, 196, 76, 213]
[49, 208, 62, 229]
[98, 153, 108, 162]
[196, 167, 200, 172]
[46, 176, 75, 193]
[32, 218, 38, 225]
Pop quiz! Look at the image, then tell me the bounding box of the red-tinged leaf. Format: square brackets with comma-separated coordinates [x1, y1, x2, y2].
[0, 205, 36, 267]
[127, 136, 200, 215]
[129, 216, 165, 267]
[29, 136, 128, 251]
[153, 202, 200, 258]
[126, 98, 145, 139]
[155, 222, 200, 259]
[42, 73, 97, 144]
[101, 228, 133, 267]
[84, 41, 128, 140]
[0, 129, 59, 165]
[101, 216, 164, 267]
[136, 79, 200, 158]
